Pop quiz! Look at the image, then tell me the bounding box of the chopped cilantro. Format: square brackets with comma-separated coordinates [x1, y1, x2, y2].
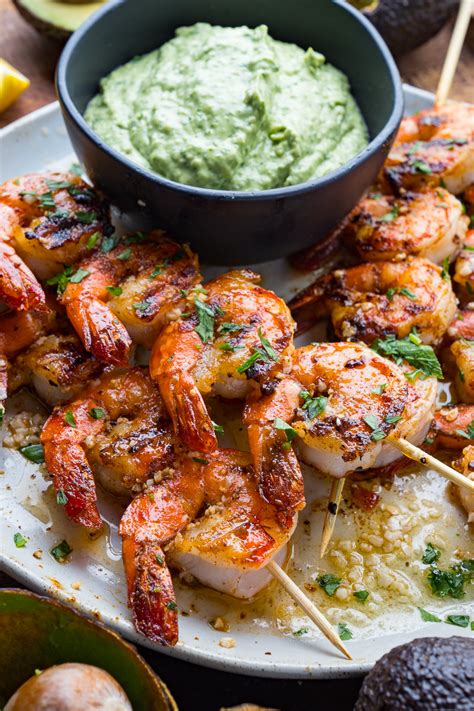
[422, 543, 441, 565]
[117, 248, 131, 261]
[353, 590, 369, 602]
[379, 204, 400, 223]
[371, 384, 387, 395]
[412, 159, 432, 174]
[18, 443, 44, 464]
[50, 540, 72, 562]
[13, 532, 27, 548]
[46, 265, 75, 295]
[363, 414, 386, 441]
[86, 231, 101, 250]
[212, 421, 224, 434]
[258, 328, 279, 361]
[195, 298, 218, 343]
[64, 411, 77, 428]
[273, 418, 297, 443]
[166, 600, 178, 611]
[372, 331, 443, 379]
[300, 391, 327, 420]
[39, 191, 56, 209]
[106, 286, 122, 296]
[218, 322, 247, 334]
[417, 607, 441, 622]
[156, 554, 164, 566]
[133, 300, 151, 314]
[56, 489, 68, 505]
[399, 288, 417, 300]
[69, 268, 90, 284]
[426, 560, 474, 599]
[293, 627, 309, 637]
[89, 407, 105, 420]
[318, 573, 342, 597]
[445, 614, 470, 628]
[76, 210, 97, 224]
[101, 234, 120, 252]
[454, 420, 474, 440]
[192, 457, 209, 465]
[441, 257, 451, 281]
[385, 414, 402, 424]
[337, 623, 353, 641]
[46, 179, 72, 191]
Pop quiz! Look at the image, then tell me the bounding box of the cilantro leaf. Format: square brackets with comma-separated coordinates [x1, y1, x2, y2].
[422, 542, 441, 565]
[337, 623, 353, 641]
[372, 331, 443, 379]
[318, 573, 342, 597]
[18, 443, 44, 464]
[418, 607, 441, 622]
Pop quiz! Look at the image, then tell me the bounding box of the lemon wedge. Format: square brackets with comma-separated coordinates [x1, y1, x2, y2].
[0, 59, 30, 113]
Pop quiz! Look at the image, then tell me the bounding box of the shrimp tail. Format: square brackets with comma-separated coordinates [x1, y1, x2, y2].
[288, 278, 329, 336]
[0, 241, 46, 311]
[41, 404, 104, 529]
[158, 372, 217, 452]
[122, 538, 178, 645]
[247, 423, 305, 523]
[66, 300, 132, 366]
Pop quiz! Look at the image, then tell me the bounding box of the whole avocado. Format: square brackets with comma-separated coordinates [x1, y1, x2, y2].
[355, 636, 474, 710]
[350, 0, 459, 56]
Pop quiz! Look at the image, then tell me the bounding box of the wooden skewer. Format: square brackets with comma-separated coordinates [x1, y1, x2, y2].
[318, 435, 474, 558]
[320, 478, 345, 559]
[435, 0, 472, 106]
[387, 436, 474, 492]
[266, 559, 352, 660]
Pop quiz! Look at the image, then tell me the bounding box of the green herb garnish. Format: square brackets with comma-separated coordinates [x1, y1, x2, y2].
[337, 623, 353, 641]
[18, 443, 44, 464]
[372, 331, 443, 379]
[417, 607, 441, 622]
[353, 590, 369, 602]
[318, 574, 342, 597]
[445, 614, 470, 628]
[300, 391, 327, 420]
[56, 489, 68, 505]
[293, 627, 309, 637]
[273, 418, 297, 443]
[89, 407, 105, 420]
[106, 286, 122, 296]
[76, 210, 97, 224]
[64, 411, 77, 428]
[13, 532, 28, 548]
[50, 540, 72, 562]
[422, 543, 441, 565]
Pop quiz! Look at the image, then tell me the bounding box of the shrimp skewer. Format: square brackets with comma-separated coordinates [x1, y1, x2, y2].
[60, 232, 200, 366]
[343, 188, 468, 264]
[290, 257, 457, 345]
[150, 269, 295, 454]
[121, 449, 348, 658]
[0, 171, 113, 279]
[41, 368, 176, 528]
[383, 101, 474, 194]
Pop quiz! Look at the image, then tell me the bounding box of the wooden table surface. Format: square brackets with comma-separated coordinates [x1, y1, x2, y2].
[0, 2, 473, 708]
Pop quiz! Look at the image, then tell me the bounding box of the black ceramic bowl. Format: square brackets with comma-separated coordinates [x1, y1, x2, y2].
[57, 0, 403, 265]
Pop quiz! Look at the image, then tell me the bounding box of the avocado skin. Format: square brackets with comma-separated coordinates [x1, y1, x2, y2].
[355, 636, 474, 710]
[363, 0, 458, 56]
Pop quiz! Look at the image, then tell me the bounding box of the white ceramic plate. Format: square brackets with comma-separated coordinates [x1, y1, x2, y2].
[1, 86, 473, 679]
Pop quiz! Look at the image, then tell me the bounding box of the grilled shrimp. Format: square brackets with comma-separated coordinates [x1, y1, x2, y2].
[452, 446, 474, 523]
[427, 407, 474, 523]
[60, 232, 200, 366]
[0, 240, 46, 311]
[244, 342, 437, 481]
[448, 339, 474, 404]
[150, 269, 295, 453]
[383, 101, 474, 194]
[9, 333, 104, 406]
[120, 449, 297, 645]
[290, 257, 457, 345]
[41, 368, 176, 528]
[0, 171, 112, 280]
[344, 188, 467, 264]
[453, 229, 474, 303]
[0, 306, 59, 412]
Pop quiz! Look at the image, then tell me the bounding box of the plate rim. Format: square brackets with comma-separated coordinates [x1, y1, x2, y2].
[2, 84, 455, 681]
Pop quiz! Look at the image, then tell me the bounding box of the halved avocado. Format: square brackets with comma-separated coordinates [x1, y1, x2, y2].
[0, 589, 177, 710]
[349, 0, 458, 56]
[13, 0, 106, 42]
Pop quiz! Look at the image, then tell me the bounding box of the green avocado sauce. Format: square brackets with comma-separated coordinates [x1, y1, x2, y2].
[85, 23, 368, 191]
